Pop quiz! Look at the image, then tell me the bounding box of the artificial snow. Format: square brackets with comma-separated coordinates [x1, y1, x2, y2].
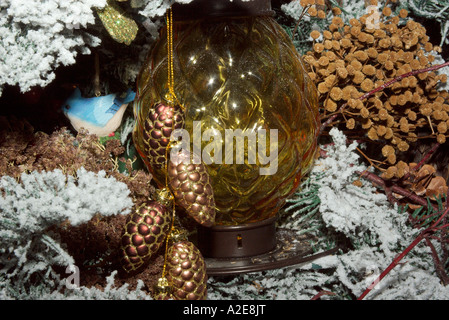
[0, 0, 106, 94]
[0, 168, 134, 298]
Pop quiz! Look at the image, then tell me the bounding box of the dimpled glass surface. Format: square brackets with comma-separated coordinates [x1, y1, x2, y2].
[134, 16, 319, 225]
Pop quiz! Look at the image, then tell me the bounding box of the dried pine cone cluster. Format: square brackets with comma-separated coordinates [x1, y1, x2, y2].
[303, 6, 449, 168]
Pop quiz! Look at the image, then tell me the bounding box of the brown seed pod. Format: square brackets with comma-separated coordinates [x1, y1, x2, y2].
[302, 7, 449, 174]
[165, 240, 208, 300]
[142, 102, 185, 168]
[310, 30, 321, 40]
[346, 118, 355, 129]
[120, 192, 173, 273]
[329, 87, 343, 101]
[318, 82, 329, 94]
[325, 98, 338, 112]
[336, 67, 348, 80]
[168, 149, 215, 227]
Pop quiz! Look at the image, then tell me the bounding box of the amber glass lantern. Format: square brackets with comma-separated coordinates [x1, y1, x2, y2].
[133, 0, 319, 268]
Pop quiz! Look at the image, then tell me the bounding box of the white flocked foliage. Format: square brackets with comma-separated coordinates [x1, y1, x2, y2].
[0, 0, 107, 95]
[0, 168, 134, 299]
[0, 0, 196, 96]
[138, 0, 193, 20]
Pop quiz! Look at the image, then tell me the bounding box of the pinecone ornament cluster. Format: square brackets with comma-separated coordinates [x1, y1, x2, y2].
[129, 100, 214, 299]
[137, 101, 216, 227]
[124, 6, 215, 300]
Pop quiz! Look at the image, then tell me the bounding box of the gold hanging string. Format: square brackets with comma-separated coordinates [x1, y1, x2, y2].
[154, 134, 177, 295]
[165, 6, 184, 110]
[166, 6, 173, 102]
[160, 138, 176, 281]
[158, 6, 181, 285]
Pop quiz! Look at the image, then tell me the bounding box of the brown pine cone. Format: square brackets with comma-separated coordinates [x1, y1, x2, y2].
[166, 240, 208, 300]
[120, 200, 172, 272]
[168, 150, 215, 227]
[142, 102, 185, 168]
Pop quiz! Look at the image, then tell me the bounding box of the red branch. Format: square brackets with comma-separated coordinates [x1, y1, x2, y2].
[311, 290, 336, 300]
[319, 61, 449, 134]
[357, 206, 449, 300]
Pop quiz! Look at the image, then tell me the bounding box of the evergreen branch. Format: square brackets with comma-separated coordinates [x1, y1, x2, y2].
[358, 205, 449, 300]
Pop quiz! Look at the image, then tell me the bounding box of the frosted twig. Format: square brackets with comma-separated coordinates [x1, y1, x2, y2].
[425, 237, 449, 286]
[292, 5, 311, 39]
[357, 205, 449, 300]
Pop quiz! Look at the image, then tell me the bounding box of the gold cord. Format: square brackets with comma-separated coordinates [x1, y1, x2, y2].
[161, 138, 176, 280]
[160, 6, 179, 281]
[165, 6, 184, 110]
[166, 6, 173, 102]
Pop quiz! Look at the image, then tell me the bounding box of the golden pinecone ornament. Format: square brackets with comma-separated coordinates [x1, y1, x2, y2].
[140, 102, 185, 169]
[168, 150, 215, 227]
[120, 189, 173, 272]
[165, 240, 208, 300]
[96, 0, 138, 45]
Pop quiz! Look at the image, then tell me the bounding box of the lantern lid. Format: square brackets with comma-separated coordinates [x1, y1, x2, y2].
[172, 0, 274, 20]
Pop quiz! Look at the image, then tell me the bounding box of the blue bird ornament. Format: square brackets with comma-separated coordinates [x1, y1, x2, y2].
[62, 88, 136, 137]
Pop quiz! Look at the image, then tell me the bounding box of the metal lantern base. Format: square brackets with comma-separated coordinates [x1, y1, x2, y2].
[197, 217, 337, 276]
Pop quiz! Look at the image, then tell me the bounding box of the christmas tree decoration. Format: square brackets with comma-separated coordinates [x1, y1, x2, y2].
[133, 0, 320, 226]
[138, 102, 185, 169]
[4, 0, 449, 302]
[120, 188, 173, 273]
[168, 149, 215, 227]
[153, 276, 172, 300]
[164, 240, 208, 300]
[62, 87, 136, 137]
[153, 226, 189, 300]
[96, 0, 139, 46]
[133, 5, 215, 229]
[132, 0, 319, 275]
[133, 4, 185, 175]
